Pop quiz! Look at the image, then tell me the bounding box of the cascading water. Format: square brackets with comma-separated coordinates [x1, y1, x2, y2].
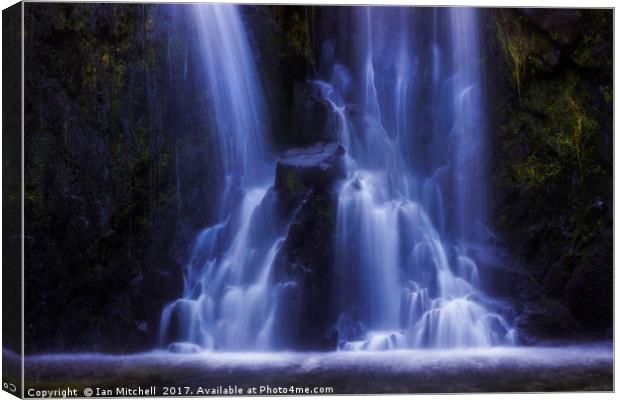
[317, 7, 516, 350]
[192, 4, 268, 184]
[159, 4, 284, 351]
[160, 5, 516, 353]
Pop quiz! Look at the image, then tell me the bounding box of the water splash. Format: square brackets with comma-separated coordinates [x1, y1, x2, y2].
[316, 7, 516, 350]
[159, 4, 283, 351]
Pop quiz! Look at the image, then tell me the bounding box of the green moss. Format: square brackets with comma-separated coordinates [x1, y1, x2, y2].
[603, 86, 612, 103]
[495, 13, 527, 96]
[499, 66, 600, 193]
[286, 171, 306, 195]
[492, 9, 612, 331]
[495, 10, 562, 98]
[571, 11, 613, 74]
[271, 6, 315, 65]
[316, 200, 336, 231]
[512, 155, 562, 189]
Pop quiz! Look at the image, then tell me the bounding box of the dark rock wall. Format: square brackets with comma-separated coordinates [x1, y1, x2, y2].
[245, 5, 329, 150]
[23, 3, 223, 353]
[485, 9, 613, 340]
[271, 143, 345, 350]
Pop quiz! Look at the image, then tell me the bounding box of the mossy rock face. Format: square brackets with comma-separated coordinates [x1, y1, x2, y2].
[271, 143, 345, 350]
[489, 8, 612, 339]
[23, 3, 216, 353]
[270, 5, 316, 65]
[494, 9, 561, 95]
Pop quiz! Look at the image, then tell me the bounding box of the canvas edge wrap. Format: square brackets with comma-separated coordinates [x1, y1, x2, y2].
[2, 1, 24, 399]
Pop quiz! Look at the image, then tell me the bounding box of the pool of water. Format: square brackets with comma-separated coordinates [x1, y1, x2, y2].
[21, 343, 613, 394]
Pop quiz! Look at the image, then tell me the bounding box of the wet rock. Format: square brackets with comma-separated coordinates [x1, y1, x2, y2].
[514, 299, 579, 344]
[272, 281, 302, 349]
[275, 142, 346, 203]
[168, 342, 201, 354]
[271, 142, 345, 350]
[291, 83, 336, 145]
[143, 262, 184, 343]
[320, 328, 339, 351]
[565, 239, 613, 337]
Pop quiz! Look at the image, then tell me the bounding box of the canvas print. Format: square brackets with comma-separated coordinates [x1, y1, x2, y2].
[2, 2, 613, 396]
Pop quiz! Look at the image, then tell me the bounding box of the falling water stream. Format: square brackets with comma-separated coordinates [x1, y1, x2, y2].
[160, 5, 516, 352]
[160, 4, 283, 351]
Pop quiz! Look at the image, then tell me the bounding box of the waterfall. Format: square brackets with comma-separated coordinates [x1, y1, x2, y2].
[159, 4, 283, 351]
[193, 4, 269, 185]
[449, 8, 488, 242]
[160, 5, 516, 352]
[317, 7, 516, 350]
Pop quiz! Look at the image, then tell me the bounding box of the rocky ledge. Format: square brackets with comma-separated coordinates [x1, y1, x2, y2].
[275, 142, 346, 204]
